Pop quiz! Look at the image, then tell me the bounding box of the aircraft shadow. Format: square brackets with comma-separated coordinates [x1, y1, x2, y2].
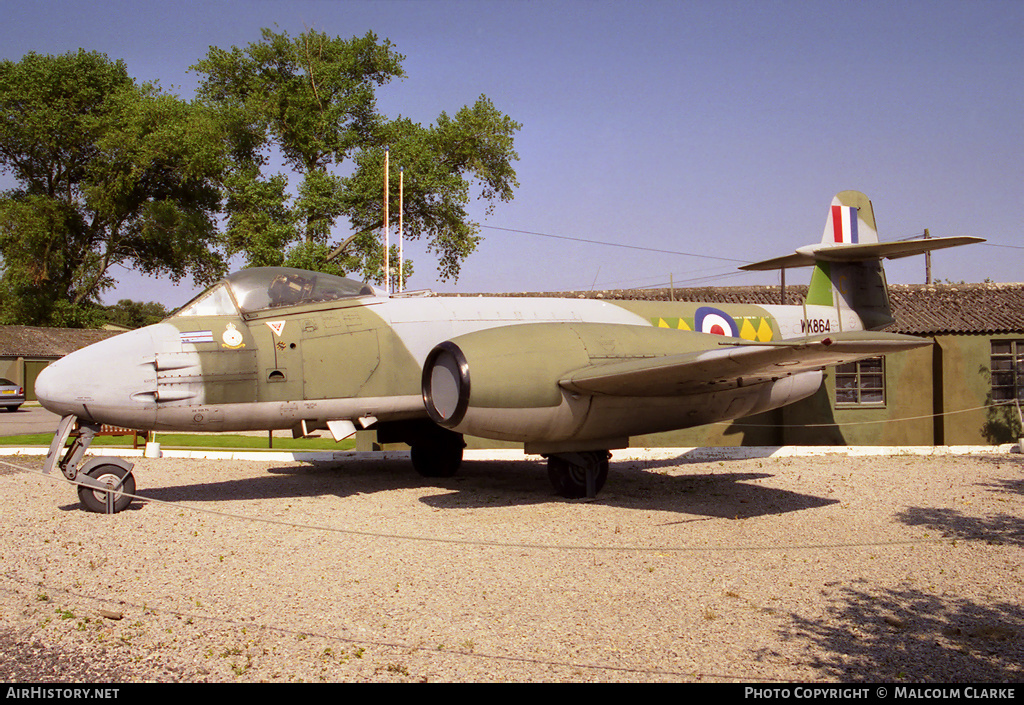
[129, 459, 421, 506]
[129, 456, 837, 520]
[673, 446, 789, 462]
[421, 459, 838, 519]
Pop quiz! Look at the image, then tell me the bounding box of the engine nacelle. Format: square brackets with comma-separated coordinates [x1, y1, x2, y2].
[421, 324, 596, 442]
[420, 322, 827, 447]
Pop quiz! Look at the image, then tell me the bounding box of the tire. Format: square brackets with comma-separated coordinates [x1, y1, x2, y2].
[411, 431, 464, 478]
[77, 464, 136, 513]
[548, 454, 609, 499]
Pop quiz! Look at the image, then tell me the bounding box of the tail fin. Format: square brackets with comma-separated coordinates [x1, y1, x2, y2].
[821, 190, 878, 246]
[808, 192, 890, 329]
[742, 191, 984, 330]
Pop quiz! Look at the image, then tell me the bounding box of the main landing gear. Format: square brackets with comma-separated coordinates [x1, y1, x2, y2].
[545, 451, 610, 499]
[376, 420, 611, 498]
[410, 427, 465, 478]
[44, 415, 138, 514]
[376, 420, 466, 479]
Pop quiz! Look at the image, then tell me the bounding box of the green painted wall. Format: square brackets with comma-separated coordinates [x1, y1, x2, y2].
[631, 408, 783, 448]
[0, 359, 19, 383]
[0, 357, 52, 400]
[938, 334, 1022, 444]
[782, 345, 935, 446]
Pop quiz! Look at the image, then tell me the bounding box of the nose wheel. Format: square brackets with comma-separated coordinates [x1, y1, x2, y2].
[77, 462, 137, 514]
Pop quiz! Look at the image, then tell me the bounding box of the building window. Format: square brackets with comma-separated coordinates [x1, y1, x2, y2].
[990, 340, 1024, 401]
[835, 357, 885, 406]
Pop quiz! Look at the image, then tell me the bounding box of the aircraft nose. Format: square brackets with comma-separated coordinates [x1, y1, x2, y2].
[33, 362, 66, 415]
[36, 324, 179, 427]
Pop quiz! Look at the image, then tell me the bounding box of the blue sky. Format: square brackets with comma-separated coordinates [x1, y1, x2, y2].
[2, 0, 1022, 306]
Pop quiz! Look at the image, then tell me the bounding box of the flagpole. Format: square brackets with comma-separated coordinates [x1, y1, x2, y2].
[383, 147, 390, 295]
[399, 166, 404, 293]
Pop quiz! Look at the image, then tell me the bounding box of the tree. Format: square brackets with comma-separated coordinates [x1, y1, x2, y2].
[0, 50, 229, 326]
[193, 27, 520, 284]
[99, 299, 170, 329]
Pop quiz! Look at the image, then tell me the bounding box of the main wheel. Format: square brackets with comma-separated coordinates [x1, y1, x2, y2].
[548, 456, 606, 498]
[548, 453, 609, 499]
[410, 430, 465, 478]
[77, 464, 136, 513]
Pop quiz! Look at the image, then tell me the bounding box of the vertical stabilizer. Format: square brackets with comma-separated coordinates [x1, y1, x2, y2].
[807, 192, 892, 329]
[820, 190, 879, 246]
[813, 258, 893, 330]
[741, 191, 982, 330]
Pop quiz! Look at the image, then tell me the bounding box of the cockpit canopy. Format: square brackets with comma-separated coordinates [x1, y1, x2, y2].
[175, 267, 379, 317]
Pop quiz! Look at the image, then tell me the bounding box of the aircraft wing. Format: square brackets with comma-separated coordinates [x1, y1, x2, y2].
[559, 331, 930, 397]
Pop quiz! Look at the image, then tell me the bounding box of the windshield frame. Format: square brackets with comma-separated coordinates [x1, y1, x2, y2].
[172, 282, 240, 318]
[172, 267, 381, 319]
[226, 267, 377, 314]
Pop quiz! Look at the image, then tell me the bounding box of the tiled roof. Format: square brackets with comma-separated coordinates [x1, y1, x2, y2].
[472, 285, 798, 306]
[884, 283, 1024, 334]
[0, 326, 122, 358]
[669, 283, 1024, 334]
[484, 283, 1024, 335]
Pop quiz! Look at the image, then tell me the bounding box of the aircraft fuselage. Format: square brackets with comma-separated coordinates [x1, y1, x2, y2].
[35, 266, 846, 455]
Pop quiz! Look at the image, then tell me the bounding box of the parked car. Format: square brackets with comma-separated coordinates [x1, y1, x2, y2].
[0, 378, 25, 411]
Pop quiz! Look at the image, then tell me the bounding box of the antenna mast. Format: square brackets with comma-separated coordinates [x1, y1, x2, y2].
[399, 167, 404, 292]
[383, 147, 390, 294]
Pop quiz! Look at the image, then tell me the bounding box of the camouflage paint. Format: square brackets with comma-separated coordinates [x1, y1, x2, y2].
[37, 191, 977, 451]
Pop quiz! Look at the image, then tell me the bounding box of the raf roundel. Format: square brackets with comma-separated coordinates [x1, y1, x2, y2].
[694, 306, 739, 337]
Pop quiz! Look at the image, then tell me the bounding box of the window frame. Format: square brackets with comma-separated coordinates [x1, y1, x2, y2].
[990, 339, 1024, 403]
[833, 356, 886, 407]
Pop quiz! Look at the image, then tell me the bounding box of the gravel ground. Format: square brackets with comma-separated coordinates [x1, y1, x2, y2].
[0, 450, 1022, 683]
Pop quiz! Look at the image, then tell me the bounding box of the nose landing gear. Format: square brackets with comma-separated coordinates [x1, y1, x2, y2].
[44, 415, 138, 514]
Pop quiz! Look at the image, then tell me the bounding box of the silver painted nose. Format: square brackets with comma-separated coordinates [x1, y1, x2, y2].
[36, 324, 180, 428]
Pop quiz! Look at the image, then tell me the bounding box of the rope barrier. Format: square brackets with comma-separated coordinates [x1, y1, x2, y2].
[2, 457, 1018, 552]
[721, 399, 1023, 428]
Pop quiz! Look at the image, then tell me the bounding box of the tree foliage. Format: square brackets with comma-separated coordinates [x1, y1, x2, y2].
[0, 50, 228, 326]
[193, 27, 520, 284]
[0, 34, 520, 327]
[98, 299, 170, 329]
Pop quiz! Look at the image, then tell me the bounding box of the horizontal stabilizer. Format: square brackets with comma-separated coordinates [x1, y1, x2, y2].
[560, 331, 930, 398]
[741, 236, 985, 271]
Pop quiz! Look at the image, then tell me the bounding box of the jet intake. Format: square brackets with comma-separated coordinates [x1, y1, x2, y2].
[423, 342, 469, 425]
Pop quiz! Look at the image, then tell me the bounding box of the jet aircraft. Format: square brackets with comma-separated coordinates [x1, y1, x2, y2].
[36, 191, 982, 512]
